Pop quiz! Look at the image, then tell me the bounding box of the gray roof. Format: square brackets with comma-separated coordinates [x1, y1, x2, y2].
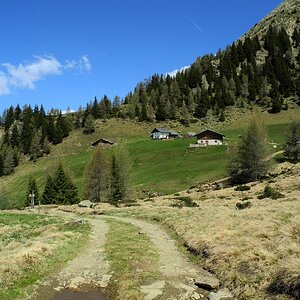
[151, 128, 179, 135]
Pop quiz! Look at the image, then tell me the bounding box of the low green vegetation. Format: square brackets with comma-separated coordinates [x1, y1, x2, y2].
[105, 218, 160, 299]
[258, 185, 285, 200]
[0, 212, 90, 300]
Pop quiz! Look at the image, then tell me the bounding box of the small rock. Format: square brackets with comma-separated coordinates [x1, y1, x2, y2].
[192, 292, 201, 299]
[194, 275, 220, 291]
[208, 289, 234, 300]
[64, 219, 83, 226]
[78, 200, 94, 208]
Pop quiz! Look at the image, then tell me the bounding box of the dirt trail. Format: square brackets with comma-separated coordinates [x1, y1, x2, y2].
[109, 216, 220, 300]
[30, 217, 110, 300]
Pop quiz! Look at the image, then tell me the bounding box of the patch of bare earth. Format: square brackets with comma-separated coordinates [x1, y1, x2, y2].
[30, 218, 111, 300]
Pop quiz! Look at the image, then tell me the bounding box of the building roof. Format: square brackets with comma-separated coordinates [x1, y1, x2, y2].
[195, 129, 225, 137]
[91, 138, 115, 146]
[151, 128, 179, 135]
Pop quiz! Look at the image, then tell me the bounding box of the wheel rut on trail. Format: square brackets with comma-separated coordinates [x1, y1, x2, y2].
[30, 217, 110, 300]
[109, 216, 220, 300]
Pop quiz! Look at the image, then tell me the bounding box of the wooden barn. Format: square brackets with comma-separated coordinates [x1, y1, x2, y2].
[194, 129, 224, 146]
[91, 138, 116, 147]
[150, 128, 180, 140]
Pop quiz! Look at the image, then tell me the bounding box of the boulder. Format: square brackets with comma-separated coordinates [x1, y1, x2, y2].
[194, 275, 220, 291]
[78, 200, 94, 208]
[208, 289, 234, 300]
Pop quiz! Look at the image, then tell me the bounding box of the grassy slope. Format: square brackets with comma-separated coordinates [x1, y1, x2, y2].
[0, 212, 90, 300]
[0, 107, 299, 207]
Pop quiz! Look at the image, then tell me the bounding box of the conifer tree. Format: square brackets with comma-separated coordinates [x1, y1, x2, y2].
[84, 148, 108, 202]
[20, 106, 34, 154]
[229, 116, 268, 184]
[0, 153, 4, 177]
[42, 175, 55, 204]
[4, 106, 15, 132]
[3, 150, 15, 175]
[283, 120, 300, 162]
[83, 114, 95, 134]
[110, 142, 132, 203]
[52, 163, 79, 204]
[14, 104, 21, 120]
[10, 124, 20, 148]
[30, 131, 42, 162]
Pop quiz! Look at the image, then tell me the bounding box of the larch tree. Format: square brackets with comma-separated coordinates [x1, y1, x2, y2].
[84, 148, 109, 202]
[229, 116, 268, 184]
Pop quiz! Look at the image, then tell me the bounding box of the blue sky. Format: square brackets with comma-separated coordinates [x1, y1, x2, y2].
[0, 0, 282, 113]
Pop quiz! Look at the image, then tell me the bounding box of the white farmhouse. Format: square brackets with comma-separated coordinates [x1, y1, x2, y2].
[195, 129, 224, 146]
[151, 128, 180, 139]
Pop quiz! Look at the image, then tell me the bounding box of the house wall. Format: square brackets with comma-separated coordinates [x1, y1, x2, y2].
[152, 132, 169, 139]
[197, 139, 223, 145]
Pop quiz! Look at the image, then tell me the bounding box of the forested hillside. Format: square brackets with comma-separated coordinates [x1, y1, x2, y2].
[121, 1, 300, 123]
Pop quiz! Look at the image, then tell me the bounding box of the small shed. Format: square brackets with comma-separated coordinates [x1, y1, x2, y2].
[195, 129, 224, 146]
[91, 138, 115, 147]
[151, 128, 180, 139]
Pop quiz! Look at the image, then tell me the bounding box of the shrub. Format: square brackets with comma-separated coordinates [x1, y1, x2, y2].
[258, 185, 284, 200]
[235, 185, 251, 191]
[236, 201, 252, 210]
[268, 258, 300, 299]
[171, 196, 198, 208]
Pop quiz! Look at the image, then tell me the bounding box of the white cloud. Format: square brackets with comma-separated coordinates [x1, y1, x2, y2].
[0, 54, 91, 96]
[0, 72, 10, 95]
[80, 55, 91, 72]
[2, 55, 62, 90]
[166, 65, 190, 78]
[64, 55, 91, 72]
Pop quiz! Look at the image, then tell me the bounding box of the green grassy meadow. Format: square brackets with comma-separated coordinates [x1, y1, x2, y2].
[0, 107, 298, 207]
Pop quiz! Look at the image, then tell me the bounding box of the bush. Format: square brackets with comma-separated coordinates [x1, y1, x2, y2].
[171, 196, 198, 208]
[268, 258, 300, 299]
[235, 185, 251, 191]
[236, 201, 252, 210]
[258, 185, 284, 200]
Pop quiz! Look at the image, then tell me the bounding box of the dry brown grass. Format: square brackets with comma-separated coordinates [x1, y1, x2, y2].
[0, 216, 76, 288]
[104, 163, 300, 300]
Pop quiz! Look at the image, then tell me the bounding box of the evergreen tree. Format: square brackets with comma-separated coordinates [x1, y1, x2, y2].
[20, 106, 33, 154]
[52, 163, 79, 204]
[52, 123, 64, 145]
[30, 131, 42, 162]
[42, 137, 51, 155]
[10, 124, 20, 148]
[46, 115, 55, 143]
[84, 148, 108, 202]
[14, 104, 22, 120]
[83, 114, 95, 134]
[42, 175, 55, 204]
[3, 150, 15, 175]
[283, 120, 300, 162]
[110, 142, 132, 203]
[0, 153, 4, 177]
[180, 101, 190, 126]
[229, 116, 268, 184]
[4, 106, 15, 132]
[26, 176, 39, 206]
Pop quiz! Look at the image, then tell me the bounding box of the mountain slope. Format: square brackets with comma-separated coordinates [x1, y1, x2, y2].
[244, 0, 300, 39]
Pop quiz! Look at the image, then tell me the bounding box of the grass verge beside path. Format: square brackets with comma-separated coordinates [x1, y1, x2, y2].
[105, 218, 160, 300]
[0, 212, 90, 300]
